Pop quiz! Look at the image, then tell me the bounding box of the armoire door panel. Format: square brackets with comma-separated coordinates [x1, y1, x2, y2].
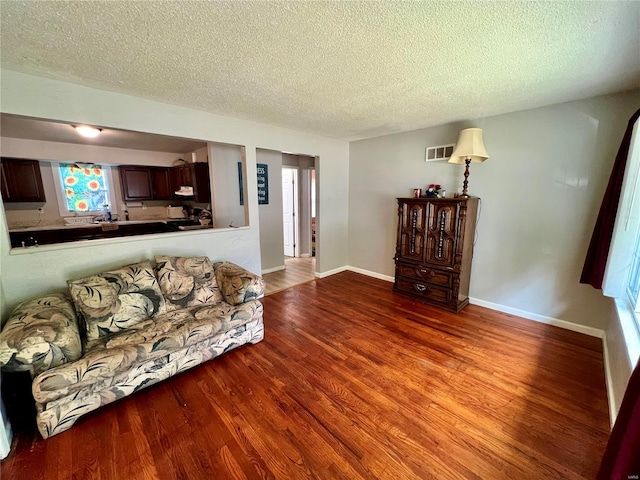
[425, 203, 458, 267]
[398, 202, 427, 261]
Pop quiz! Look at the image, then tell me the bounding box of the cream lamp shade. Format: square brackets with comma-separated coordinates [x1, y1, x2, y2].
[448, 128, 489, 197]
[448, 128, 489, 164]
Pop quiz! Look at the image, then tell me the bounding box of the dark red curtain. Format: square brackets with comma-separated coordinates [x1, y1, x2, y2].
[581, 108, 640, 289]
[598, 359, 640, 479]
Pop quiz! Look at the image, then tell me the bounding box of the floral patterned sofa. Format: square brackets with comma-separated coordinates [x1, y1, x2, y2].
[0, 255, 265, 439]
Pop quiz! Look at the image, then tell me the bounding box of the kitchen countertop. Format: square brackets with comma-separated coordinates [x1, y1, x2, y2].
[8, 218, 214, 249]
[8, 219, 182, 232]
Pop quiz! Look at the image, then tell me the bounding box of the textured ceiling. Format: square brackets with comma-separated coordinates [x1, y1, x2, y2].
[1, 1, 639, 141]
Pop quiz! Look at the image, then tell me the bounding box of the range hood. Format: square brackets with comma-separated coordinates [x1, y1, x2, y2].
[174, 186, 194, 196]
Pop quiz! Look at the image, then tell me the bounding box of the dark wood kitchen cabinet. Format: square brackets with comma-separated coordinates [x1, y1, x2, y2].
[0, 163, 8, 201]
[174, 164, 193, 188]
[173, 163, 211, 203]
[0, 158, 46, 203]
[119, 166, 154, 201]
[151, 167, 173, 200]
[120, 164, 210, 203]
[393, 197, 478, 313]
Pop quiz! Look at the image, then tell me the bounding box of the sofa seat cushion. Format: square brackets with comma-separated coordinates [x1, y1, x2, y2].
[0, 293, 82, 375]
[68, 260, 166, 343]
[32, 300, 263, 404]
[34, 317, 264, 439]
[154, 256, 223, 311]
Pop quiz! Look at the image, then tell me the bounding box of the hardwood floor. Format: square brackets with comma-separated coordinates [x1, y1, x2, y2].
[263, 256, 315, 295]
[1, 272, 609, 479]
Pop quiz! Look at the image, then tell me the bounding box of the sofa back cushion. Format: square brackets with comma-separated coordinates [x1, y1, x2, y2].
[214, 261, 265, 305]
[68, 260, 165, 342]
[154, 256, 223, 311]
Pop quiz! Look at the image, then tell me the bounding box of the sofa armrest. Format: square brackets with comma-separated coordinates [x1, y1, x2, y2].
[214, 261, 265, 306]
[0, 293, 83, 377]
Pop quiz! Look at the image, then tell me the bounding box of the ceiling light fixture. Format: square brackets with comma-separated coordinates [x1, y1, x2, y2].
[74, 125, 102, 138]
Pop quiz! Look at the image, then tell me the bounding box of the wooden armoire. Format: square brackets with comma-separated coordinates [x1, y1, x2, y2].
[393, 197, 479, 312]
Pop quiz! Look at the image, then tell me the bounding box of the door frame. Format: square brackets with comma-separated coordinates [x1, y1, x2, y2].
[282, 166, 299, 257]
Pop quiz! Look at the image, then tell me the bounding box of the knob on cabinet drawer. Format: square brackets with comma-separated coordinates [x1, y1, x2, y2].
[418, 268, 435, 277]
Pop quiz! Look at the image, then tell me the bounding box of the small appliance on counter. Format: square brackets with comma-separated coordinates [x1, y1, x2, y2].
[198, 209, 212, 225]
[166, 205, 186, 219]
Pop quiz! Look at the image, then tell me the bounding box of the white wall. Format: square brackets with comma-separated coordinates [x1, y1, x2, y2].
[210, 142, 247, 228]
[605, 301, 636, 419]
[190, 146, 209, 164]
[257, 149, 285, 272]
[0, 70, 349, 317]
[349, 90, 640, 331]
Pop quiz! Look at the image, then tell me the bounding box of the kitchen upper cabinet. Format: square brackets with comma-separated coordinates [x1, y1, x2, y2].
[151, 167, 173, 200]
[0, 158, 46, 203]
[173, 163, 211, 203]
[175, 164, 193, 188]
[191, 163, 211, 203]
[119, 166, 154, 201]
[119, 164, 211, 203]
[1, 163, 9, 200]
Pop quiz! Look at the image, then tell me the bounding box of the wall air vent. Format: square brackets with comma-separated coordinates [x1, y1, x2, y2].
[425, 144, 455, 163]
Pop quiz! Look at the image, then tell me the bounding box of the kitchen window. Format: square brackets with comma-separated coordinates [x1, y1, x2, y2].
[52, 163, 117, 217]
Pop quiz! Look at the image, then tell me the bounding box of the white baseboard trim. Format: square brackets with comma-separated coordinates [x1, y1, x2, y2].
[262, 265, 285, 275]
[347, 266, 395, 283]
[469, 297, 605, 339]
[300, 253, 312, 258]
[314, 265, 395, 282]
[602, 333, 617, 428]
[315, 266, 349, 278]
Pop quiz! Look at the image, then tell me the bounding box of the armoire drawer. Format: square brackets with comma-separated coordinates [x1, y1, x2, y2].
[395, 276, 451, 305]
[396, 262, 453, 287]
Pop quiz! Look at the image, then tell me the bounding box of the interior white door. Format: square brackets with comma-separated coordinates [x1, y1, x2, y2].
[282, 168, 295, 257]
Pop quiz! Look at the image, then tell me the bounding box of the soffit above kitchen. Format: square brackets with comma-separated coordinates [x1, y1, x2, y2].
[0, 114, 207, 153]
[1, 1, 639, 141]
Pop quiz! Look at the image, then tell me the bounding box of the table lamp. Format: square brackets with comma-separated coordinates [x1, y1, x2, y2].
[448, 128, 489, 197]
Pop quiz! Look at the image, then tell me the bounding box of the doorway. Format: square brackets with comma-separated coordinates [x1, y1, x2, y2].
[257, 149, 316, 277]
[282, 167, 299, 257]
